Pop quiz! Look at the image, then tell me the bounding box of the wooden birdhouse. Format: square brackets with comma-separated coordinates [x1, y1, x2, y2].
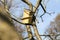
[22, 9, 33, 24]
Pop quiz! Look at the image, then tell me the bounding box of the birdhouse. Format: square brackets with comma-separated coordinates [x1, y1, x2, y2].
[22, 9, 32, 24]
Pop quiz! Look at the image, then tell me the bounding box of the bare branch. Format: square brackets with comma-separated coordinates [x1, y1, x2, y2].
[5, 10, 35, 25]
[33, 24, 42, 40]
[21, 0, 33, 11]
[33, 0, 42, 13]
[40, 3, 46, 13]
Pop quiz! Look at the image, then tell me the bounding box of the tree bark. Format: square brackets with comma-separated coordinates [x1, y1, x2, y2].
[33, 24, 42, 40]
[26, 25, 33, 40]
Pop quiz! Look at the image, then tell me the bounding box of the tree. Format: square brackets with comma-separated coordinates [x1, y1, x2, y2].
[45, 14, 60, 40]
[0, 0, 54, 40]
[0, 0, 24, 40]
[0, 6, 24, 40]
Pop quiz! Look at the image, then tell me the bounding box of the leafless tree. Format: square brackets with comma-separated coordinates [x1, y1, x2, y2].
[0, 0, 24, 40]
[0, 0, 55, 40]
[45, 14, 60, 40]
[21, 0, 53, 40]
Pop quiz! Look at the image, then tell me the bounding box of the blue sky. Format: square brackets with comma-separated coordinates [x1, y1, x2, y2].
[37, 0, 60, 34]
[10, 0, 60, 39]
